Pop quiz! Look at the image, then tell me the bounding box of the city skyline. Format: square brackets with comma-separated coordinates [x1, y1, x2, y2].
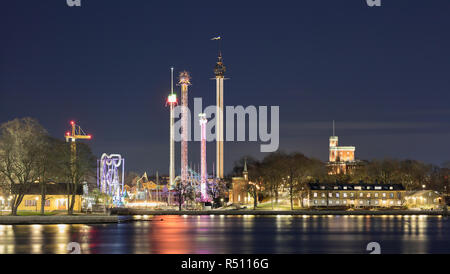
[1, 1, 449, 174]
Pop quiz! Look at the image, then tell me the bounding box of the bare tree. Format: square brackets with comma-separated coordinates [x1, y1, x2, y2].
[57, 141, 96, 215]
[0, 118, 47, 215]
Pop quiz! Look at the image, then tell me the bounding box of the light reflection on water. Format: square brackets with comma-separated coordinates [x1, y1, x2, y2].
[0, 215, 449, 254]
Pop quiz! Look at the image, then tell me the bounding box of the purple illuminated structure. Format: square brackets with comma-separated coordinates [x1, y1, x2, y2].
[97, 153, 125, 206]
[199, 113, 208, 202]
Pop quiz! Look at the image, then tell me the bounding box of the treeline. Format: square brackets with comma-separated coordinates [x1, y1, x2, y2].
[0, 118, 96, 215]
[231, 152, 450, 210]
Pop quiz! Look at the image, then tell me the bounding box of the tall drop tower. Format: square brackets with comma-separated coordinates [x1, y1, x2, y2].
[166, 67, 177, 187]
[214, 45, 226, 179]
[199, 113, 208, 201]
[179, 71, 191, 183]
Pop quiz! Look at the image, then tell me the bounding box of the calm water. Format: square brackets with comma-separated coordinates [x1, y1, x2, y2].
[0, 215, 449, 254]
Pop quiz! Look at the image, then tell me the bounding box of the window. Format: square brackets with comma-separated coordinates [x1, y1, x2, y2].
[329, 200, 333, 205]
[336, 193, 340, 198]
[45, 200, 50, 207]
[374, 193, 378, 197]
[359, 193, 363, 198]
[350, 193, 355, 198]
[329, 193, 332, 198]
[313, 193, 318, 198]
[321, 193, 325, 198]
[382, 193, 386, 198]
[25, 200, 37, 207]
[321, 200, 326, 204]
[343, 193, 347, 198]
[336, 200, 340, 205]
[314, 200, 318, 204]
[390, 193, 394, 198]
[359, 200, 363, 205]
[375, 200, 379, 205]
[367, 193, 371, 198]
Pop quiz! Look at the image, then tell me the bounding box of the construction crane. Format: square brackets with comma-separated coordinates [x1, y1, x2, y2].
[64, 121, 92, 172]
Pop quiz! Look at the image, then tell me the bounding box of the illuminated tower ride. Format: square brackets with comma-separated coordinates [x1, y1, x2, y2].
[166, 67, 177, 187]
[199, 113, 208, 201]
[179, 71, 191, 183]
[213, 38, 226, 179]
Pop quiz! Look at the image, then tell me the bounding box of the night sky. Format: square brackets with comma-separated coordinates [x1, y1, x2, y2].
[1, 0, 449, 175]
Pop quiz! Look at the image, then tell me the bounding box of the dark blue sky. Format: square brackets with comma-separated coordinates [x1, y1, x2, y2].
[1, 0, 449, 175]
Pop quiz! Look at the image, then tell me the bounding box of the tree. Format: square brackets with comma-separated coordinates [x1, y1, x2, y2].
[57, 141, 96, 215]
[0, 118, 47, 215]
[174, 180, 195, 211]
[35, 137, 64, 215]
[207, 178, 227, 207]
[246, 160, 264, 210]
[260, 152, 286, 207]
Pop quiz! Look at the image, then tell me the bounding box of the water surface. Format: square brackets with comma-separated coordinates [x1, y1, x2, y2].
[0, 215, 449, 254]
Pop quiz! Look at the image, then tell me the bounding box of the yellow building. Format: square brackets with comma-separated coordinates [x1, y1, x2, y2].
[13, 183, 83, 212]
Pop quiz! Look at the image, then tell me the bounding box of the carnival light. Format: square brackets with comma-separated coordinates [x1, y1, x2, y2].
[98, 153, 125, 206]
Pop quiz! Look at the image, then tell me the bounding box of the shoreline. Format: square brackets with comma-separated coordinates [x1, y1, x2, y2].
[111, 208, 447, 216]
[0, 215, 118, 225]
[0, 210, 446, 224]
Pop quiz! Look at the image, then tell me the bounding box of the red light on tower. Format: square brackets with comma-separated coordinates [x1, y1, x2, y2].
[167, 94, 177, 104]
[70, 121, 75, 125]
[87, 135, 92, 139]
[66, 132, 70, 136]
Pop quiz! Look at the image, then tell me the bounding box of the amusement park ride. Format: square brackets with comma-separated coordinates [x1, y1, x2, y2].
[63, 38, 224, 209]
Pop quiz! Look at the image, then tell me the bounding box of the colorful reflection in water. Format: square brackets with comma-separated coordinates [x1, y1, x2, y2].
[0, 215, 449, 254]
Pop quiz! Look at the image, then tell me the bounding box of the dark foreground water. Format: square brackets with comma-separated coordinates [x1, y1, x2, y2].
[1, 215, 449, 254]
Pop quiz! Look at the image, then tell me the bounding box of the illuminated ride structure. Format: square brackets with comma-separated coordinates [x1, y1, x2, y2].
[97, 153, 126, 206]
[166, 67, 177, 189]
[179, 71, 191, 184]
[199, 113, 209, 202]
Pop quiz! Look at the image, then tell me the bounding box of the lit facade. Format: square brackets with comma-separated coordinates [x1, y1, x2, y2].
[405, 190, 444, 209]
[229, 161, 251, 205]
[13, 183, 83, 212]
[328, 135, 358, 175]
[306, 183, 406, 208]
